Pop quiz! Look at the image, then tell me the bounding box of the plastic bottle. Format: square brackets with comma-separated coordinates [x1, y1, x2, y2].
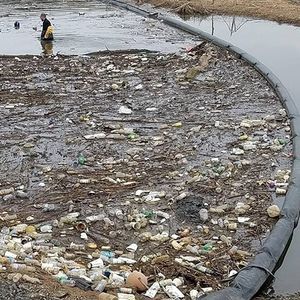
[85, 214, 105, 223]
[94, 279, 107, 292]
[11, 263, 36, 272]
[88, 258, 104, 269]
[24, 257, 41, 266]
[195, 263, 214, 275]
[78, 153, 86, 165]
[60, 278, 76, 287]
[100, 250, 115, 262]
[202, 243, 213, 252]
[60, 212, 80, 224]
[70, 242, 85, 251]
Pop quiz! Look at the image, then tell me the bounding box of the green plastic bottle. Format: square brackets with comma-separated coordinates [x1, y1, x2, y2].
[202, 243, 213, 252]
[78, 153, 86, 165]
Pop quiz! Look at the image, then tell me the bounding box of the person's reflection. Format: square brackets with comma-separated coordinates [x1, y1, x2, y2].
[41, 40, 53, 56]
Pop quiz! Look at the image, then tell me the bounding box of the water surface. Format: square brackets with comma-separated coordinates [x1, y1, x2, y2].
[0, 1, 192, 55]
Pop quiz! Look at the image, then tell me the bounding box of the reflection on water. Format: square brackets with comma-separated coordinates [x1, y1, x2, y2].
[41, 40, 53, 56]
[182, 14, 300, 296]
[212, 16, 254, 36]
[205, 15, 255, 36]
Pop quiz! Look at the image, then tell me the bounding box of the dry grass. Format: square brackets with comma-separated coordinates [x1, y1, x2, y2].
[174, 2, 198, 15]
[141, 0, 300, 25]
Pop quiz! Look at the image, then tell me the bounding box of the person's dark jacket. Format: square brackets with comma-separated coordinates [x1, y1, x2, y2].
[41, 18, 53, 40]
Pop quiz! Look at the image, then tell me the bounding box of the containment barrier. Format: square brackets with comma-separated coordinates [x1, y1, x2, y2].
[100, 1, 300, 299]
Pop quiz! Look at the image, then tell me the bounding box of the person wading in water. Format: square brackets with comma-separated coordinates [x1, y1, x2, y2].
[40, 13, 54, 41]
[39, 13, 54, 55]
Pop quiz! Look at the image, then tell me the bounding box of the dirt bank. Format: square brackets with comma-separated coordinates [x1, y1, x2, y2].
[140, 0, 300, 26]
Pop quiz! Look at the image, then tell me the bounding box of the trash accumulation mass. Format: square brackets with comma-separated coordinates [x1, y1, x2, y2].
[0, 43, 292, 299]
